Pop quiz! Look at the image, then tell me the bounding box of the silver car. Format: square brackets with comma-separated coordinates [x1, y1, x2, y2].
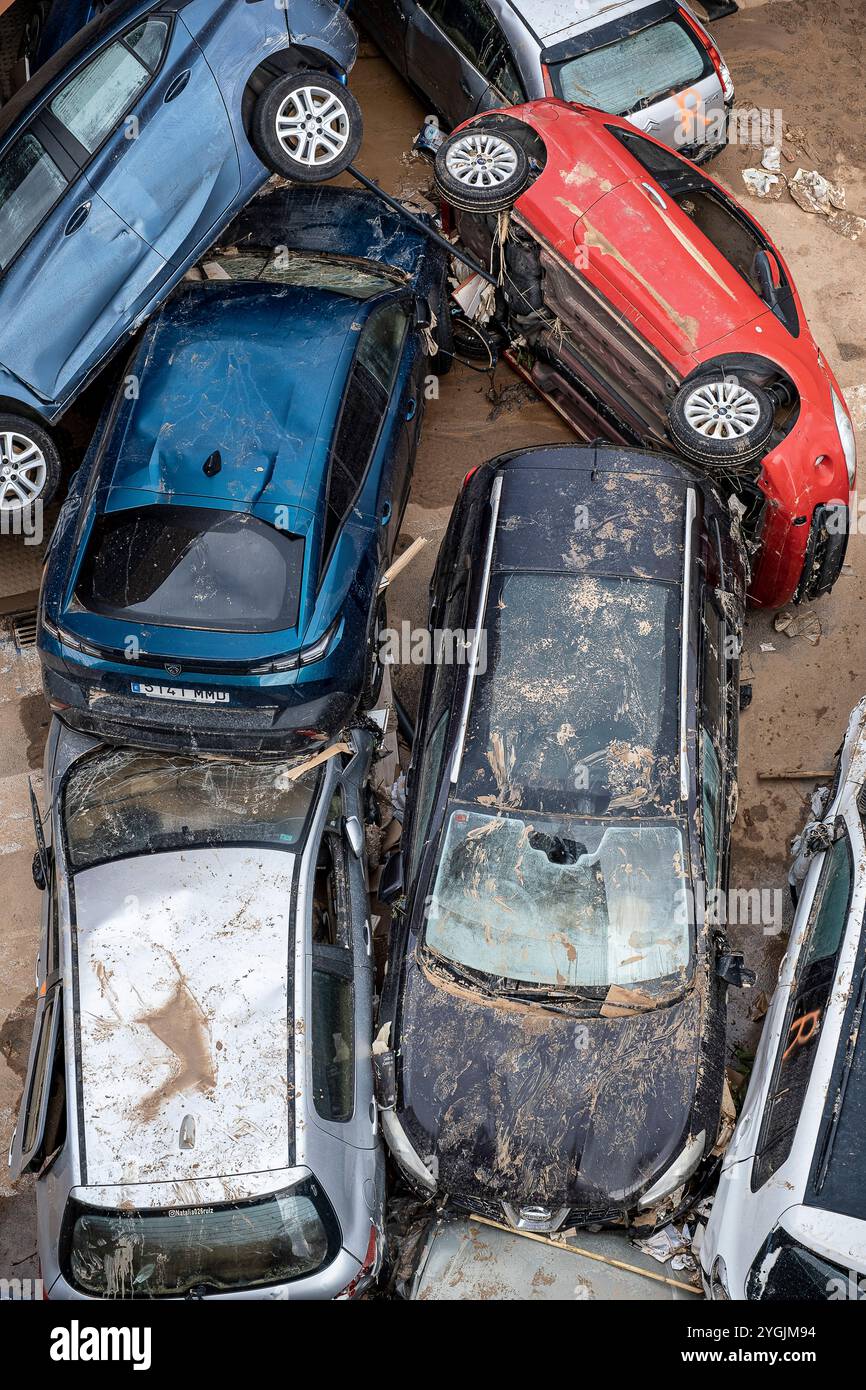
[8, 719, 383, 1300]
[358, 0, 734, 159]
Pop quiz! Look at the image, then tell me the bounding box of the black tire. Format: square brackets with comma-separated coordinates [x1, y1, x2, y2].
[451, 313, 506, 363]
[668, 371, 775, 466]
[434, 126, 530, 214]
[361, 597, 387, 710]
[0, 414, 61, 515]
[252, 71, 363, 184]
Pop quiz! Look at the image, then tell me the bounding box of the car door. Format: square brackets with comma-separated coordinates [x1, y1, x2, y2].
[406, 0, 502, 127]
[48, 12, 241, 267]
[0, 117, 166, 405]
[359, 0, 412, 78]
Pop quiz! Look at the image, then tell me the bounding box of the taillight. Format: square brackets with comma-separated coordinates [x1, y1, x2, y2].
[463, 466, 480, 487]
[337, 1225, 379, 1300]
[678, 7, 734, 102]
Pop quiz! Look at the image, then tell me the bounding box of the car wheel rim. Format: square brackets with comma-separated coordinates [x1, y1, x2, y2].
[683, 380, 762, 440]
[274, 86, 351, 167]
[445, 132, 519, 189]
[0, 431, 47, 511]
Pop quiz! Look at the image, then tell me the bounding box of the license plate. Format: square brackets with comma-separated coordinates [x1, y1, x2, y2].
[131, 682, 231, 705]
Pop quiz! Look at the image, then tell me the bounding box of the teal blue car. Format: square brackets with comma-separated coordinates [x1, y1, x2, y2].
[38, 186, 451, 752]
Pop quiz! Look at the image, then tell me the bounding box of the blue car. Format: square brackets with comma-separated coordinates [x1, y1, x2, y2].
[0, 0, 361, 517]
[38, 186, 450, 752]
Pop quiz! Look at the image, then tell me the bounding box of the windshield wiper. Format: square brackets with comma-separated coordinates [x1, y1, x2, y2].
[423, 949, 500, 997]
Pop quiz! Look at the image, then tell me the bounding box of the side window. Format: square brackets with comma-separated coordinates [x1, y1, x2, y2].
[321, 303, 407, 572]
[49, 20, 168, 155]
[311, 966, 354, 1122]
[752, 829, 853, 1189]
[607, 125, 690, 183]
[408, 709, 451, 879]
[426, 0, 524, 100]
[0, 134, 68, 271]
[312, 832, 351, 949]
[19, 988, 65, 1170]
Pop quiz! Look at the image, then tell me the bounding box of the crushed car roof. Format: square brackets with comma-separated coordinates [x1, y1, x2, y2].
[511, 0, 663, 43]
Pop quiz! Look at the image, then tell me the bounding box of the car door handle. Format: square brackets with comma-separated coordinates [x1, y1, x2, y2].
[641, 181, 667, 211]
[380, 499, 392, 527]
[64, 201, 91, 236]
[405, 398, 417, 422]
[164, 70, 191, 103]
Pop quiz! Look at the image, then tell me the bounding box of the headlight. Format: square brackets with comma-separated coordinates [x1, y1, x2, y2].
[249, 618, 340, 675]
[709, 1255, 731, 1300]
[832, 386, 857, 486]
[638, 1130, 706, 1209]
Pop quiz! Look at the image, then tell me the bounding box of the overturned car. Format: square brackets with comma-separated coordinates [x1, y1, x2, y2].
[433, 100, 855, 609]
[375, 444, 753, 1231]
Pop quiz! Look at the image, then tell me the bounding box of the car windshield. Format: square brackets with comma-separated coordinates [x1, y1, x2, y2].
[209, 246, 404, 299]
[426, 808, 690, 988]
[0, 133, 67, 270]
[74, 506, 305, 633]
[457, 573, 681, 815]
[550, 19, 710, 115]
[63, 748, 321, 871]
[65, 1179, 338, 1298]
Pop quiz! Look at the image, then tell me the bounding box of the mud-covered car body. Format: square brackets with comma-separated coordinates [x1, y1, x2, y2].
[439, 101, 854, 609]
[0, 0, 358, 505]
[38, 186, 447, 752]
[377, 444, 749, 1229]
[358, 0, 733, 161]
[9, 719, 383, 1300]
[701, 699, 866, 1301]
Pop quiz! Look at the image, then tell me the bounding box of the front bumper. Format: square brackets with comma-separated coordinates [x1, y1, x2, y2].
[795, 501, 849, 602]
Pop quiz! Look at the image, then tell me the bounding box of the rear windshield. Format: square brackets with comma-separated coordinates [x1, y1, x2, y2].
[63, 1179, 339, 1298]
[209, 246, 404, 299]
[426, 809, 690, 987]
[458, 573, 681, 815]
[63, 747, 321, 871]
[0, 133, 67, 271]
[550, 19, 711, 115]
[75, 506, 304, 633]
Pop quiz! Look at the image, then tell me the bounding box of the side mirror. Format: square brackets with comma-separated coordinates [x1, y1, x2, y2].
[754, 249, 781, 308]
[378, 848, 405, 905]
[717, 951, 757, 989]
[414, 295, 433, 330]
[31, 851, 47, 892]
[342, 815, 364, 860]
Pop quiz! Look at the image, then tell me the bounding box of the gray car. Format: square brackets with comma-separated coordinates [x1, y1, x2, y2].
[357, 0, 734, 159]
[8, 719, 384, 1300]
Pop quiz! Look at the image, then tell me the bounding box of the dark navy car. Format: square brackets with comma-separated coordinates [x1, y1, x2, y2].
[38, 186, 450, 751]
[375, 444, 754, 1229]
[0, 0, 360, 516]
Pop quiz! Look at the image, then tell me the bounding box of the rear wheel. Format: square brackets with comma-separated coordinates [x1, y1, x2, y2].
[667, 372, 775, 466]
[434, 127, 530, 214]
[252, 71, 363, 184]
[0, 415, 61, 515]
[361, 597, 386, 709]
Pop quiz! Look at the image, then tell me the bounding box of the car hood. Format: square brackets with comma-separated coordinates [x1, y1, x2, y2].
[396, 950, 707, 1211]
[575, 181, 765, 358]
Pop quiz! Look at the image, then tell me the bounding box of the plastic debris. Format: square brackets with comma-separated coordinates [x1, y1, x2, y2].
[742, 168, 783, 200]
[789, 167, 846, 215]
[761, 145, 782, 174]
[773, 609, 822, 645]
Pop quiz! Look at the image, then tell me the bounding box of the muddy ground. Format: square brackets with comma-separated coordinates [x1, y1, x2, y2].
[1, 0, 865, 1289]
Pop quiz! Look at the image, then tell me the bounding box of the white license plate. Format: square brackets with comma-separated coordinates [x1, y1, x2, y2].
[131, 682, 231, 705]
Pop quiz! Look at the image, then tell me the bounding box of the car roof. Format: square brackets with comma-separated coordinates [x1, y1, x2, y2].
[72, 846, 297, 1189]
[506, 0, 663, 44]
[101, 280, 372, 513]
[490, 445, 696, 584]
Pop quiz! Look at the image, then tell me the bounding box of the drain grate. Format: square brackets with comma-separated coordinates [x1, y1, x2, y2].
[6, 607, 38, 651]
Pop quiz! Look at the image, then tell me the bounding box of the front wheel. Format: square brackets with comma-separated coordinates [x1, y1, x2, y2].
[0, 415, 61, 516]
[667, 372, 775, 467]
[360, 597, 387, 710]
[434, 127, 530, 214]
[252, 71, 363, 184]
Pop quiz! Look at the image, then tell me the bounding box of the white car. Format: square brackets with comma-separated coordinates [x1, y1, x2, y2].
[701, 699, 866, 1301]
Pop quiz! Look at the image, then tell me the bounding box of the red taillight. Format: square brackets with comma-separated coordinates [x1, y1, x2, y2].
[337, 1224, 379, 1300]
[677, 6, 734, 101]
[463, 466, 480, 487]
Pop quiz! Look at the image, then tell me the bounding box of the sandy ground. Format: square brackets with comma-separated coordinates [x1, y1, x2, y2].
[0, 0, 865, 1287]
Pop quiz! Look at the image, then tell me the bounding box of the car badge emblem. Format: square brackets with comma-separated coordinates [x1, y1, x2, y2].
[165, 663, 182, 677]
